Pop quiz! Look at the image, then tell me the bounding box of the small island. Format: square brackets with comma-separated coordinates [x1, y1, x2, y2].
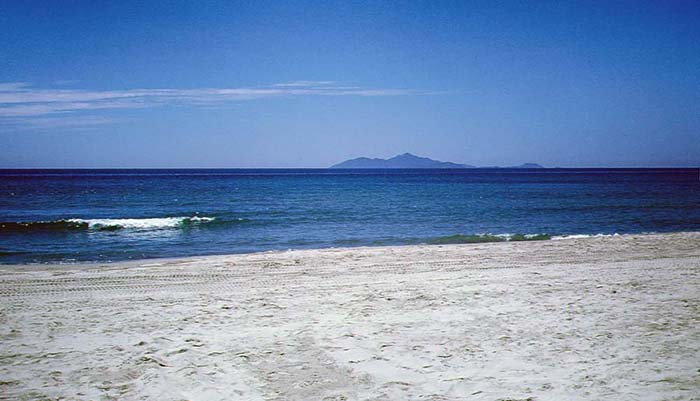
[331, 153, 543, 169]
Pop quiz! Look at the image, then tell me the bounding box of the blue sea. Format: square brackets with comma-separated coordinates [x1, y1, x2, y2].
[1, 168, 699, 264]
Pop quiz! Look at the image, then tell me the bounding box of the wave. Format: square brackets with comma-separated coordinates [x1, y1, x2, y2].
[427, 233, 551, 245]
[551, 233, 620, 240]
[0, 216, 217, 232]
[426, 232, 628, 244]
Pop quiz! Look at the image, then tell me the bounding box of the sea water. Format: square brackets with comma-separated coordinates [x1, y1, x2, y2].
[1, 168, 698, 263]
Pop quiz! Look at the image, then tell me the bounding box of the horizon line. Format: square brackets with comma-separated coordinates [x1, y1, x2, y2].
[0, 166, 698, 170]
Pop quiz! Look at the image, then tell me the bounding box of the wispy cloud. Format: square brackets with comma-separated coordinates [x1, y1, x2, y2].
[2, 115, 117, 131]
[0, 82, 30, 92]
[52, 79, 81, 86]
[0, 81, 419, 129]
[272, 80, 336, 88]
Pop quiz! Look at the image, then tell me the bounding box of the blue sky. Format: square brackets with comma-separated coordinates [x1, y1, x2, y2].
[1, 0, 699, 167]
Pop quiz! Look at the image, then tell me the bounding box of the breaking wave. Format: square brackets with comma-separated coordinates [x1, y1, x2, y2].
[0, 216, 217, 232]
[426, 233, 552, 244]
[551, 233, 620, 240]
[425, 232, 626, 244]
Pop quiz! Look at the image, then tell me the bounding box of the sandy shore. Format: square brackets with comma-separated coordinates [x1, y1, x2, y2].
[1, 233, 699, 400]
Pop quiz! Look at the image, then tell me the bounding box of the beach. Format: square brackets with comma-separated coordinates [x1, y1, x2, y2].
[1, 232, 699, 400]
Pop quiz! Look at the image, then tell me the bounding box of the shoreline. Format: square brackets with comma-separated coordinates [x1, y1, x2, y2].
[1, 230, 698, 272]
[2, 231, 699, 399]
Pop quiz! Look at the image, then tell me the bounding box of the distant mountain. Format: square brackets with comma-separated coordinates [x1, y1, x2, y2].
[478, 163, 546, 169]
[511, 163, 544, 169]
[331, 153, 475, 169]
[331, 153, 545, 169]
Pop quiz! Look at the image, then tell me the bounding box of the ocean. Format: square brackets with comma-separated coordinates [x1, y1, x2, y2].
[1, 168, 698, 264]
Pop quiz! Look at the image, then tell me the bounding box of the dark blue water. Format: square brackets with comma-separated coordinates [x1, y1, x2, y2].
[1, 168, 699, 264]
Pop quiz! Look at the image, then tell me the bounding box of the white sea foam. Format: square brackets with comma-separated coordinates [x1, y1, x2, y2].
[494, 233, 551, 240]
[66, 216, 215, 230]
[551, 233, 620, 240]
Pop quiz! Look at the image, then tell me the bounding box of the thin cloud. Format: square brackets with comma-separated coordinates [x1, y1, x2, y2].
[0, 100, 145, 117]
[272, 80, 336, 87]
[0, 81, 420, 122]
[52, 79, 81, 86]
[0, 82, 29, 92]
[2, 115, 117, 131]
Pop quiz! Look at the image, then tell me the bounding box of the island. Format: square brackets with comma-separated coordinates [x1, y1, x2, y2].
[330, 153, 543, 169]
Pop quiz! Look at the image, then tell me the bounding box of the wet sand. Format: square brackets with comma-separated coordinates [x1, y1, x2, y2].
[1, 232, 699, 400]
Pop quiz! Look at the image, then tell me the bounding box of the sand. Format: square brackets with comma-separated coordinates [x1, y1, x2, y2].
[1, 232, 699, 400]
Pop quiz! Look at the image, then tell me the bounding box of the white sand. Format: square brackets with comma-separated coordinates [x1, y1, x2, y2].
[1, 232, 699, 400]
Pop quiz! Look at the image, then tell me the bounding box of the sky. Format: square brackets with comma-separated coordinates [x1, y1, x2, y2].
[1, 0, 699, 168]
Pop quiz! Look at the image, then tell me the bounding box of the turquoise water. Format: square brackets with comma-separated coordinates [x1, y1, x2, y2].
[1, 168, 698, 263]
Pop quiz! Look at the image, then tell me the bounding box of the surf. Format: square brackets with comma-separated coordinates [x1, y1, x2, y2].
[0, 216, 217, 232]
